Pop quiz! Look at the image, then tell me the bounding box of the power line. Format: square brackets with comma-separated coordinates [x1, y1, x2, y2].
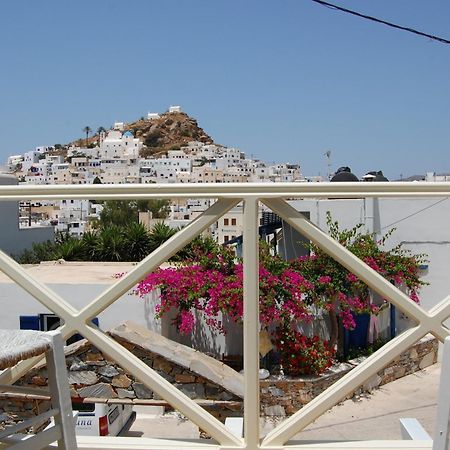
[375, 198, 448, 234]
[309, 0, 450, 44]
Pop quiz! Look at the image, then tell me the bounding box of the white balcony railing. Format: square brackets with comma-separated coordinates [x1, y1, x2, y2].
[0, 181, 449, 450]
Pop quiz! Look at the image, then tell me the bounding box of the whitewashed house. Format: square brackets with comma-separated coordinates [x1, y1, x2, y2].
[99, 129, 142, 160]
[425, 171, 450, 182]
[267, 163, 302, 182]
[7, 155, 24, 171]
[100, 158, 130, 184]
[191, 166, 224, 183]
[22, 150, 41, 172]
[45, 154, 64, 165]
[50, 163, 71, 184]
[216, 205, 244, 244]
[68, 146, 100, 159]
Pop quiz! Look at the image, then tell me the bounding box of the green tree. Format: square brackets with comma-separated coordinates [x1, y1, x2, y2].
[140, 147, 162, 159]
[99, 199, 171, 227]
[173, 234, 220, 262]
[136, 199, 170, 219]
[16, 240, 57, 264]
[99, 201, 138, 227]
[144, 130, 162, 147]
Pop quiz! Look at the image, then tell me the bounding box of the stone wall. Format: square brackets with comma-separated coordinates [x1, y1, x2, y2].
[0, 396, 51, 434]
[0, 326, 439, 427]
[17, 327, 242, 407]
[1, 324, 244, 428]
[260, 334, 438, 416]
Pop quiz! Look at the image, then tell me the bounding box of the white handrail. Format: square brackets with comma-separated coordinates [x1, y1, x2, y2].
[0, 181, 449, 200]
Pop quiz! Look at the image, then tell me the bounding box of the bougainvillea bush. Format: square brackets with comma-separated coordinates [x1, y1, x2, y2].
[134, 217, 427, 376]
[274, 326, 336, 375]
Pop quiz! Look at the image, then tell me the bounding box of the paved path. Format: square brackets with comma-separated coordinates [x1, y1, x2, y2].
[265, 363, 440, 441]
[127, 409, 200, 439]
[127, 363, 440, 442]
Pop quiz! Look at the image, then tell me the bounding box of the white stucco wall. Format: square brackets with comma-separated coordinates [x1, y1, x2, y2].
[0, 263, 161, 333]
[289, 197, 450, 312]
[0, 174, 54, 256]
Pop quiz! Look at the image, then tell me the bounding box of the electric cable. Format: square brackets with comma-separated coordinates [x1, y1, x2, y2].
[310, 0, 450, 44]
[375, 197, 448, 234]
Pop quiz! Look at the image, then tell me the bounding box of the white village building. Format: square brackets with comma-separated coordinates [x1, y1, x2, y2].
[99, 130, 142, 160]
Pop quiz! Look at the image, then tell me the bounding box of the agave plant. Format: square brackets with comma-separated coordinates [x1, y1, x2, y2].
[122, 222, 151, 261]
[81, 231, 99, 260]
[95, 225, 125, 261]
[148, 222, 177, 253]
[53, 238, 86, 261]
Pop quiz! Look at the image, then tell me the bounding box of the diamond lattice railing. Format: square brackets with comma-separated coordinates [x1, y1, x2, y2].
[0, 181, 448, 450]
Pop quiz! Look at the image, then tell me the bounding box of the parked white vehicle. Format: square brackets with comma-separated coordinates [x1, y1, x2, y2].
[71, 400, 135, 436]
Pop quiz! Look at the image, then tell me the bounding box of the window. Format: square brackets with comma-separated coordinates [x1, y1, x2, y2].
[224, 218, 229, 226]
[231, 218, 237, 226]
[224, 235, 229, 243]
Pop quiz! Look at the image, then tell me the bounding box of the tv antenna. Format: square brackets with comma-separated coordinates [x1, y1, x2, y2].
[324, 150, 332, 180]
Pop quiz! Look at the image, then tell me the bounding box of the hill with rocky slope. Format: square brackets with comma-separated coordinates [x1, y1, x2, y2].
[72, 111, 215, 157]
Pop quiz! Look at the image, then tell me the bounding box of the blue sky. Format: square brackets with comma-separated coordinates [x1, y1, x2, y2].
[1, 0, 449, 179]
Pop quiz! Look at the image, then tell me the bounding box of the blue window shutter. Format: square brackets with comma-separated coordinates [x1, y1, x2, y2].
[20, 315, 40, 330]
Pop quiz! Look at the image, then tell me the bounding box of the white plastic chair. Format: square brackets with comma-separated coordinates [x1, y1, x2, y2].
[0, 329, 77, 449]
[400, 335, 450, 450]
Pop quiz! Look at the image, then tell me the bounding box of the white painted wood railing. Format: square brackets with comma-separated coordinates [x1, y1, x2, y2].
[0, 181, 449, 450]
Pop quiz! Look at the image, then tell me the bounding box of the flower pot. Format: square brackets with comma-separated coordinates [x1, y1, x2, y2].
[343, 313, 370, 358]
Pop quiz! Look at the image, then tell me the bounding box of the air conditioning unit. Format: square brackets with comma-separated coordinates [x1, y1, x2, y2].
[20, 314, 99, 345]
[40, 313, 63, 331]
